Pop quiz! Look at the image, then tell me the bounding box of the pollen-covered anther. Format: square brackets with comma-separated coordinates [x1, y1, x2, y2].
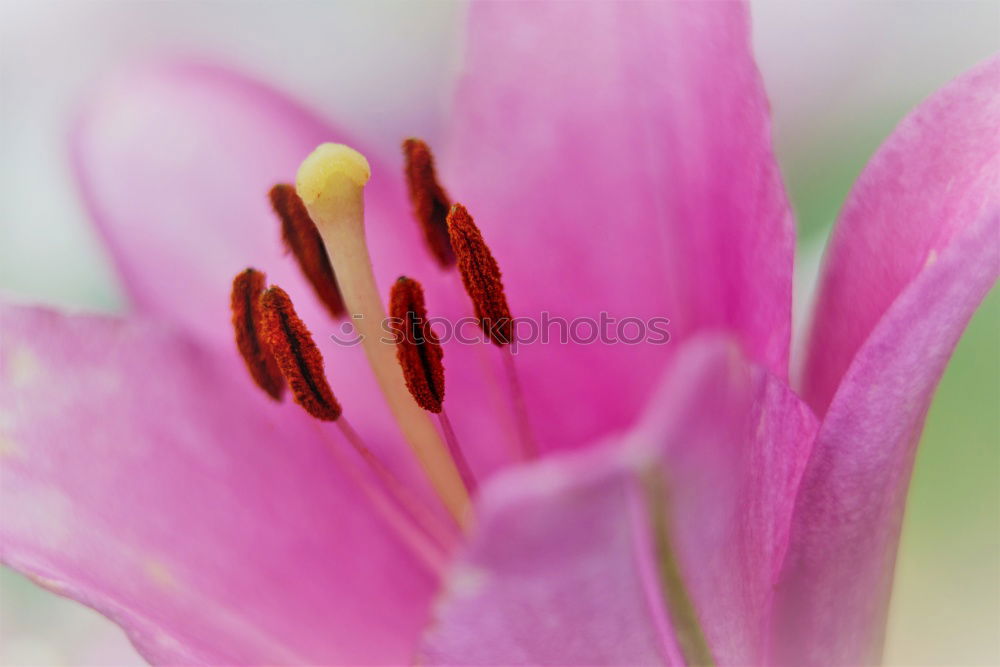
[230, 268, 285, 400]
[260, 285, 342, 421]
[403, 138, 455, 268]
[447, 203, 514, 346]
[269, 184, 346, 319]
[390, 276, 445, 413]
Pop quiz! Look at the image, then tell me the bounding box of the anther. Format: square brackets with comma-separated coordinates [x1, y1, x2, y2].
[391, 276, 478, 495]
[295, 142, 469, 522]
[389, 276, 445, 413]
[446, 205, 538, 458]
[447, 203, 514, 346]
[259, 285, 342, 421]
[269, 183, 346, 319]
[230, 268, 285, 400]
[403, 138, 455, 268]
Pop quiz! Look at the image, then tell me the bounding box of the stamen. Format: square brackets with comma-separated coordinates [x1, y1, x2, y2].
[446, 203, 513, 346]
[230, 268, 285, 400]
[390, 276, 477, 494]
[269, 183, 346, 319]
[295, 143, 469, 523]
[259, 285, 341, 421]
[446, 204, 538, 458]
[402, 138, 455, 267]
[389, 276, 445, 414]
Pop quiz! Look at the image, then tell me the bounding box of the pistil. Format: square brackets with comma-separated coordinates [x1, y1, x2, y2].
[295, 143, 469, 522]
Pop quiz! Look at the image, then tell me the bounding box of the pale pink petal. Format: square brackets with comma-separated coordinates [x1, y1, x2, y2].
[632, 342, 817, 664]
[420, 447, 684, 666]
[0, 305, 434, 664]
[438, 0, 795, 457]
[71, 60, 433, 349]
[420, 337, 816, 665]
[802, 54, 1000, 414]
[773, 210, 999, 665]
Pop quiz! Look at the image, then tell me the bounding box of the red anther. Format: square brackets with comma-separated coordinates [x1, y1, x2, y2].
[447, 203, 514, 346]
[269, 183, 347, 319]
[230, 268, 285, 400]
[260, 285, 342, 421]
[403, 138, 456, 268]
[390, 276, 445, 413]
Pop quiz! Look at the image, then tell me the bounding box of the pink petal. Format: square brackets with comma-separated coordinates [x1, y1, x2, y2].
[439, 0, 795, 455]
[70, 60, 432, 350]
[773, 210, 999, 664]
[420, 337, 816, 665]
[0, 305, 435, 664]
[802, 55, 1000, 415]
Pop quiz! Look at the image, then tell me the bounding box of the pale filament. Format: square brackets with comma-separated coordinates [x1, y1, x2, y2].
[311, 421, 448, 576]
[336, 417, 459, 549]
[437, 409, 478, 495]
[501, 345, 540, 460]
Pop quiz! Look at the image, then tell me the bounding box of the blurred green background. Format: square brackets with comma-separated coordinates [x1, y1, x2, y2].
[1, 1, 997, 664]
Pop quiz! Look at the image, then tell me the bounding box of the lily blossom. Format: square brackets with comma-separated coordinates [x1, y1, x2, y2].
[1, 2, 997, 665]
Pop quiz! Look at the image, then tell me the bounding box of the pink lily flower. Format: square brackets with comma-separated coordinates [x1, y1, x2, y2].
[2, 2, 996, 665]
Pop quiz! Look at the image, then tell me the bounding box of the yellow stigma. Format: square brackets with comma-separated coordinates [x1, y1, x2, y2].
[295, 143, 371, 218]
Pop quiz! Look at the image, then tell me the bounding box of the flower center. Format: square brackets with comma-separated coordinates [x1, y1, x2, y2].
[229, 140, 536, 567]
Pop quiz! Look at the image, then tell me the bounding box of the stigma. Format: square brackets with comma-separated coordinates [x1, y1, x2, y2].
[295, 142, 370, 222]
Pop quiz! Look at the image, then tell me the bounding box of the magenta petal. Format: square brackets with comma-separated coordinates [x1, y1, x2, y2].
[803, 55, 1000, 414]
[420, 337, 816, 665]
[0, 305, 434, 664]
[440, 0, 795, 454]
[773, 210, 999, 665]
